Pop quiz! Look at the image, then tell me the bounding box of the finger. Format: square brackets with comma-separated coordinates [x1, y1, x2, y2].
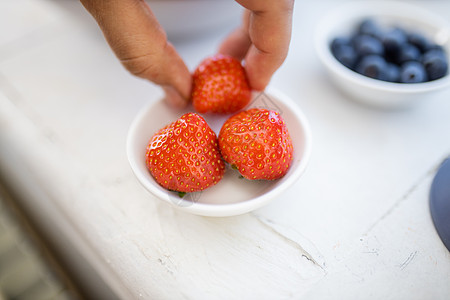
[163, 86, 189, 109]
[217, 10, 251, 61]
[236, 0, 294, 91]
[80, 0, 191, 104]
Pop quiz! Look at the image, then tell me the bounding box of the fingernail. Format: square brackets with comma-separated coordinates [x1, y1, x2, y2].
[163, 86, 189, 109]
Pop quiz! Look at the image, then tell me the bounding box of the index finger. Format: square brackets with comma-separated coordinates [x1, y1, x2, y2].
[237, 0, 294, 91]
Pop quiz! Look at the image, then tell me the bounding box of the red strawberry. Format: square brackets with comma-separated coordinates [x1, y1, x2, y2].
[218, 108, 293, 180]
[146, 113, 225, 194]
[192, 54, 251, 114]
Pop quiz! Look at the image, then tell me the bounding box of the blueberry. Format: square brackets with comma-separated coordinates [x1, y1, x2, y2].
[335, 45, 358, 69]
[382, 27, 408, 60]
[400, 61, 428, 83]
[407, 32, 430, 53]
[356, 55, 388, 80]
[422, 49, 448, 80]
[331, 37, 351, 53]
[426, 44, 446, 53]
[357, 18, 383, 38]
[397, 43, 421, 64]
[331, 37, 358, 69]
[385, 63, 401, 82]
[424, 48, 446, 59]
[353, 34, 384, 56]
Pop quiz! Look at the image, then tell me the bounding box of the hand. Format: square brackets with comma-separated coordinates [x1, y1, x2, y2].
[219, 0, 294, 91]
[80, 0, 294, 106]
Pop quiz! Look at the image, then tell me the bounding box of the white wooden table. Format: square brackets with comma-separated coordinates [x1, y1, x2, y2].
[1, 0, 449, 299]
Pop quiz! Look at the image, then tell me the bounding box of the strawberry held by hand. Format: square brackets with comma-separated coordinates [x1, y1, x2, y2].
[192, 54, 251, 114]
[146, 113, 225, 194]
[219, 108, 293, 180]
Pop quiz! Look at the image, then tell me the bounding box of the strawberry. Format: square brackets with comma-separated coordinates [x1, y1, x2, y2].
[192, 54, 251, 114]
[146, 113, 225, 194]
[218, 108, 293, 180]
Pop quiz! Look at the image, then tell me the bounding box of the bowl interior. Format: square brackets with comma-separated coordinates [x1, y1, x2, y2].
[127, 89, 311, 217]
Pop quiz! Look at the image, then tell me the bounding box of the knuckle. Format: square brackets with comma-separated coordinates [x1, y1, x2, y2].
[121, 54, 156, 77]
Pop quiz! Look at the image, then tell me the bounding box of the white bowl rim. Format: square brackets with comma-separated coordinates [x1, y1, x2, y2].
[126, 88, 312, 217]
[315, 0, 450, 94]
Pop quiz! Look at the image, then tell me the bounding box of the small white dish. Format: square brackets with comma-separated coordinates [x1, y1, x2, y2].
[315, 1, 450, 109]
[127, 89, 312, 217]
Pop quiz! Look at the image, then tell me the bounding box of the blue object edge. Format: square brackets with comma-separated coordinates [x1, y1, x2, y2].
[429, 158, 450, 252]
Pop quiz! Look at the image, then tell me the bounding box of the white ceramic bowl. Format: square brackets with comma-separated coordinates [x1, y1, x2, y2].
[315, 1, 450, 109]
[147, 0, 242, 40]
[127, 89, 312, 217]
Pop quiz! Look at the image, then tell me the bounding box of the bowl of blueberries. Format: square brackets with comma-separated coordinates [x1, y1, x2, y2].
[315, 1, 450, 108]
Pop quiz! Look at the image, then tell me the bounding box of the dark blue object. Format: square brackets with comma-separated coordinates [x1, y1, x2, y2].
[400, 61, 428, 83]
[385, 63, 400, 82]
[357, 18, 383, 39]
[353, 34, 384, 56]
[331, 38, 358, 69]
[422, 49, 448, 81]
[331, 37, 351, 54]
[383, 28, 408, 60]
[397, 43, 421, 64]
[407, 32, 430, 53]
[356, 55, 387, 80]
[430, 158, 450, 252]
[426, 44, 446, 53]
[331, 18, 448, 84]
[335, 45, 358, 69]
